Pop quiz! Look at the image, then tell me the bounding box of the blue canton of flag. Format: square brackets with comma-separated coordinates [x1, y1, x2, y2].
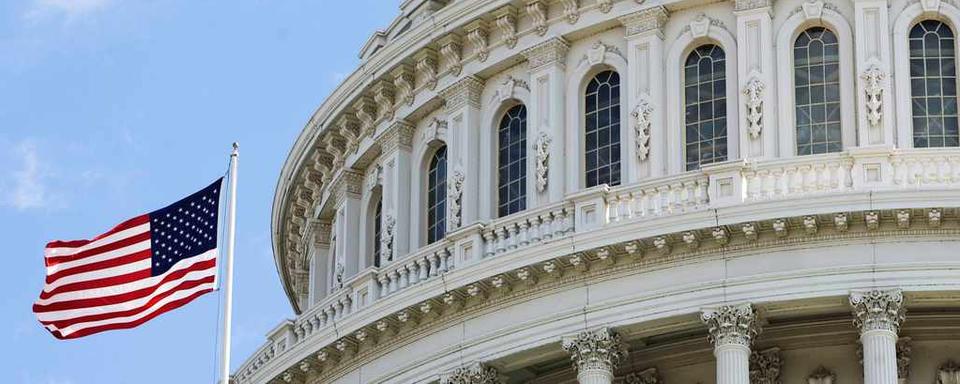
[150, 180, 222, 276]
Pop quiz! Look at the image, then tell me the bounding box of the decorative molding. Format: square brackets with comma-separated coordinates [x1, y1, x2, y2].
[392, 64, 416, 107]
[921, 0, 942, 13]
[373, 80, 395, 122]
[897, 337, 912, 380]
[791, 0, 840, 20]
[735, 0, 773, 11]
[849, 289, 905, 333]
[633, 95, 653, 161]
[464, 19, 490, 63]
[440, 76, 484, 111]
[336, 115, 361, 154]
[438, 33, 463, 77]
[561, 327, 628, 373]
[625, 368, 661, 384]
[493, 5, 518, 49]
[422, 118, 449, 145]
[938, 361, 960, 384]
[750, 347, 783, 384]
[379, 119, 416, 155]
[743, 76, 765, 139]
[492, 75, 530, 104]
[526, 0, 548, 36]
[448, 167, 465, 228]
[415, 48, 439, 91]
[620, 6, 669, 37]
[597, 0, 613, 13]
[535, 132, 551, 192]
[559, 0, 579, 24]
[353, 96, 377, 139]
[522, 37, 570, 72]
[861, 64, 886, 128]
[381, 213, 396, 263]
[701, 303, 761, 347]
[808, 366, 836, 384]
[581, 41, 624, 67]
[685, 14, 726, 38]
[439, 362, 502, 384]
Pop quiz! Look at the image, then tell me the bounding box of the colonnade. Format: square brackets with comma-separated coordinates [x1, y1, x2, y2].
[439, 289, 906, 384]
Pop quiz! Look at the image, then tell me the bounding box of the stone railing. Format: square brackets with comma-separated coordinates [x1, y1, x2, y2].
[481, 201, 575, 259]
[236, 146, 960, 383]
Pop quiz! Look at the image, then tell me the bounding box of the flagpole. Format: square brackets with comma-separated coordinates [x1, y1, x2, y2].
[219, 143, 239, 384]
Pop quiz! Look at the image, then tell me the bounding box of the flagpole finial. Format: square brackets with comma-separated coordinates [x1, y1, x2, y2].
[231, 142, 239, 156]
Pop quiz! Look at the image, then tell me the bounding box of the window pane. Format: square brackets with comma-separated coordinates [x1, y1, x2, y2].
[910, 20, 960, 147]
[427, 146, 447, 244]
[684, 44, 728, 170]
[794, 27, 843, 155]
[584, 70, 622, 186]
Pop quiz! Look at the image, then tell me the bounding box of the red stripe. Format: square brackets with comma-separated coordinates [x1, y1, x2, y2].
[39, 275, 216, 328]
[38, 269, 152, 300]
[35, 258, 217, 312]
[45, 249, 152, 284]
[45, 231, 152, 267]
[45, 215, 150, 249]
[48, 288, 214, 340]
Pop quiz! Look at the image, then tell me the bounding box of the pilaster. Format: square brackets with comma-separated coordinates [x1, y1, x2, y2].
[702, 303, 761, 384]
[620, 7, 669, 180]
[439, 362, 503, 384]
[854, 0, 895, 146]
[440, 76, 484, 230]
[377, 120, 415, 261]
[734, 0, 777, 159]
[850, 289, 905, 384]
[330, 170, 364, 283]
[561, 327, 628, 384]
[522, 37, 569, 203]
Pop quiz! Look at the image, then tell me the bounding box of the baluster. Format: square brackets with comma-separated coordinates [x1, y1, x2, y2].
[388, 270, 399, 293]
[310, 315, 320, 332]
[445, 248, 455, 270]
[528, 216, 542, 243]
[507, 223, 519, 249]
[407, 262, 420, 285]
[950, 157, 960, 183]
[551, 210, 564, 236]
[744, 170, 758, 200]
[482, 230, 496, 257]
[341, 296, 352, 316]
[607, 195, 620, 223]
[495, 226, 508, 253]
[397, 267, 409, 289]
[657, 186, 670, 215]
[438, 249, 449, 272]
[417, 257, 429, 281]
[377, 274, 390, 298]
[428, 253, 440, 276]
[333, 301, 343, 320]
[541, 213, 554, 240]
[517, 220, 530, 247]
[563, 208, 575, 234]
[683, 181, 697, 209]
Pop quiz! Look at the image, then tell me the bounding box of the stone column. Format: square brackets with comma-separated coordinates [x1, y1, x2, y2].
[854, 0, 895, 146]
[619, 6, 669, 180]
[522, 37, 569, 204]
[850, 289, 906, 384]
[561, 327, 628, 384]
[328, 171, 363, 285]
[378, 120, 415, 261]
[439, 76, 484, 231]
[734, 0, 777, 159]
[701, 303, 761, 384]
[439, 361, 503, 384]
[307, 220, 332, 306]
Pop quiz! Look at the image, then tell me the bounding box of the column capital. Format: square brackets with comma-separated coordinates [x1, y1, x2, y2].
[850, 289, 905, 334]
[330, 169, 364, 207]
[522, 36, 570, 72]
[701, 303, 761, 347]
[439, 75, 484, 111]
[619, 6, 669, 38]
[439, 362, 502, 384]
[378, 119, 415, 155]
[734, 0, 773, 12]
[561, 327, 628, 373]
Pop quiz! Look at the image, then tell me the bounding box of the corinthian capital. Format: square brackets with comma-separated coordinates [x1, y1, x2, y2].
[522, 36, 569, 72]
[561, 327, 628, 373]
[701, 303, 761, 347]
[439, 362, 502, 384]
[850, 289, 905, 334]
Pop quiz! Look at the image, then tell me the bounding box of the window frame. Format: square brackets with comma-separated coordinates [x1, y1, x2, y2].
[497, 104, 529, 217]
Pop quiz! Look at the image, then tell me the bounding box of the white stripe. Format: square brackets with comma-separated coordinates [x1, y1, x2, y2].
[44, 222, 150, 258]
[46, 282, 216, 337]
[41, 259, 152, 293]
[36, 266, 216, 321]
[37, 249, 219, 305]
[46, 239, 151, 276]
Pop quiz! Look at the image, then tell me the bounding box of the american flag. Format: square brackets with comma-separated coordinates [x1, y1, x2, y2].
[33, 179, 224, 339]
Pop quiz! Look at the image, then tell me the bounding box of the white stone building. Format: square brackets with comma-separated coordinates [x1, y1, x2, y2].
[234, 0, 960, 383]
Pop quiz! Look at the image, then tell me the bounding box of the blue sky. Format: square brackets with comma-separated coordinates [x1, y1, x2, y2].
[0, 1, 396, 383]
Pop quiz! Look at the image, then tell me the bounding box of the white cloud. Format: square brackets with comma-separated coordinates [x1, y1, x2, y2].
[4, 140, 49, 210]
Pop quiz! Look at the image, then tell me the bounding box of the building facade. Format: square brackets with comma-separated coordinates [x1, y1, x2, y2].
[234, 0, 960, 383]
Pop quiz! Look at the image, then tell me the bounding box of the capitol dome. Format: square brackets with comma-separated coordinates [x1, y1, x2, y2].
[235, 0, 960, 383]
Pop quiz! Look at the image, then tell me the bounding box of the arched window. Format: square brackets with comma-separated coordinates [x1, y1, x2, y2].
[498, 104, 527, 217]
[684, 44, 728, 171]
[426, 146, 447, 244]
[910, 20, 959, 147]
[584, 70, 622, 187]
[794, 27, 842, 155]
[373, 199, 382, 267]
